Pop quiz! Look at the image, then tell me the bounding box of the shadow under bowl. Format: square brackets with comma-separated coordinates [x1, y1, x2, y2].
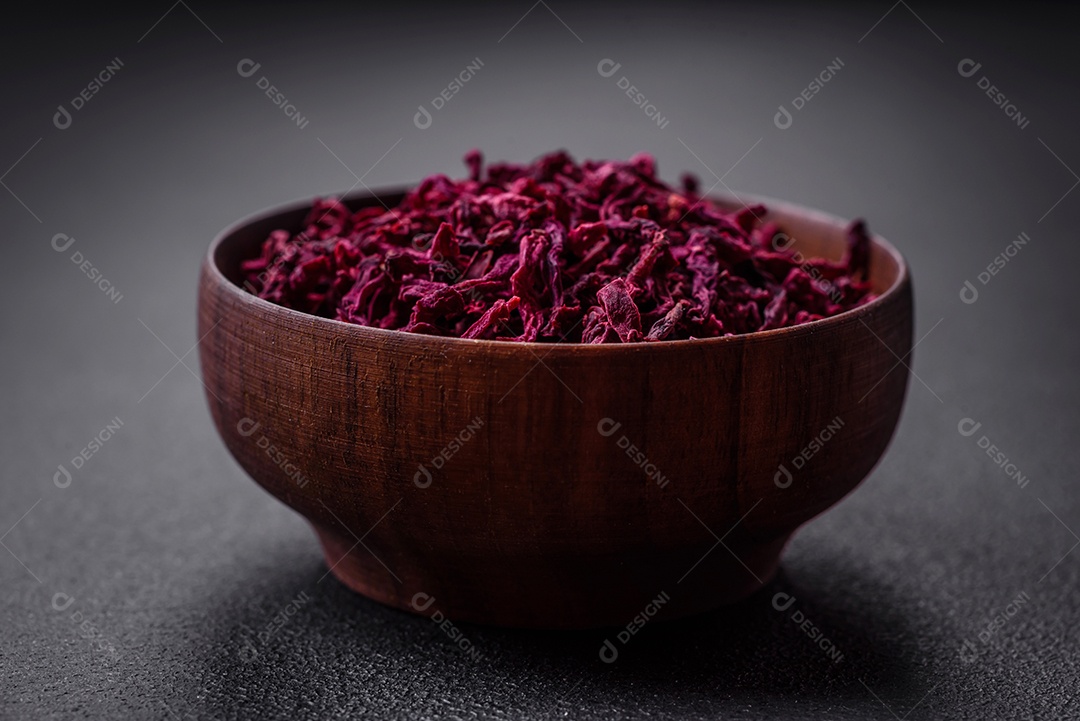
[198, 188, 912, 629]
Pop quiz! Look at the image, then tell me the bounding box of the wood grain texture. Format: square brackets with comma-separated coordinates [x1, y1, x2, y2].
[197, 189, 912, 629]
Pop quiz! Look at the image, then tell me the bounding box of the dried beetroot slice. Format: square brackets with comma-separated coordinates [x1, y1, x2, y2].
[242, 150, 875, 342]
[646, 299, 691, 341]
[462, 296, 520, 340]
[597, 278, 643, 343]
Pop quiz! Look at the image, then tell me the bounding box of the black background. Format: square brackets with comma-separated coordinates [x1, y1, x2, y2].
[3, 2, 1079, 719]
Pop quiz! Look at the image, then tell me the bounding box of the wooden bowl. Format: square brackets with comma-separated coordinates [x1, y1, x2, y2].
[198, 188, 912, 629]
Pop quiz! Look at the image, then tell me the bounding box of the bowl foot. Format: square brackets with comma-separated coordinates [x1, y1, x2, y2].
[312, 523, 790, 630]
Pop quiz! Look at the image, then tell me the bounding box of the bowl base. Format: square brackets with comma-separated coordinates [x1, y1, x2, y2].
[312, 523, 790, 630]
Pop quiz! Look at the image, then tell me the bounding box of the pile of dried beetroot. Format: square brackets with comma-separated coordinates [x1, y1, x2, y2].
[241, 150, 874, 342]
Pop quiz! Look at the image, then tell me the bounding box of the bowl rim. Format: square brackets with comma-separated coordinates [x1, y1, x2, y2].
[203, 186, 910, 353]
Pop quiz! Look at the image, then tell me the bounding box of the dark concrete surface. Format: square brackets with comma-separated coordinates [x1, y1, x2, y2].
[2, 2, 1078, 718]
